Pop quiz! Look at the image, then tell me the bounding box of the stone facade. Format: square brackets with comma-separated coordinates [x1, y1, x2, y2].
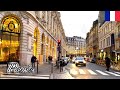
[0, 11, 67, 66]
[115, 22, 120, 61]
[66, 36, 86, 57]
[98, 21, 116, 60]
[86, 19, 99, 58]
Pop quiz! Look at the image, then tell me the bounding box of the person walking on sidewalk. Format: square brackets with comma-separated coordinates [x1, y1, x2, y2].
[48, 55, 53, 64]
[105, 57, 111, 71]
[60, 56, 64, 72]
[31, 55, 37, 68]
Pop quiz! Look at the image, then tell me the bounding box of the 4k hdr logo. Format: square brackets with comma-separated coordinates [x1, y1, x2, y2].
[7, 62, 35, 73]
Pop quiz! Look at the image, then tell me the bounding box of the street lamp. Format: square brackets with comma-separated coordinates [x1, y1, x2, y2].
[101, 49, 104, 60]
[76, 47, 78, 56]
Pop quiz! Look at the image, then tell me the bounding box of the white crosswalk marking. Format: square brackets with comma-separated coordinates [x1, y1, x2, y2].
[70, 69, 78, 75]
[79, 69, 86, 74]
[71, 68, 120, 76]
[0, 75, 50, 79]
[105, 71, 120, 76]
[96, 70, 109, 76]
[87, 69, 97, 75]
[113, 72, 120, 75]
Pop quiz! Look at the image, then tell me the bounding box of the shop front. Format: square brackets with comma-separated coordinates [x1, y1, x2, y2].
[0, 15, 21, 64]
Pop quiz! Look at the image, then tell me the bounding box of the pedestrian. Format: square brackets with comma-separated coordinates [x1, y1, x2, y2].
[60, 56, 64, 72]
[31, 55, 37, 68]
[105, 57, 111, 71]
[48, 55, 52, 64]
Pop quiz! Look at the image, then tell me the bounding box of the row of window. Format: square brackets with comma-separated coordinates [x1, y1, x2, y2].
[35, 11, 64, 42]
[100, 36, 111, 49]
[99, 22, 114, 38]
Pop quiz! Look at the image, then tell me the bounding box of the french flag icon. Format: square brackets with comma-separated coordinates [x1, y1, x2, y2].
[105, 11, 120, 21]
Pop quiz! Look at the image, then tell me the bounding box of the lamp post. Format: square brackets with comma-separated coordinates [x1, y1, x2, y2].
[76, 47, 78, 56]
[101, 49, 104, 60]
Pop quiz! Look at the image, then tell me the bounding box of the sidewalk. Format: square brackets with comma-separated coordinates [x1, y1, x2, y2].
[0, 63, 74, 79]
[96, 60, 120, 71]
[0, 63, 51, 75]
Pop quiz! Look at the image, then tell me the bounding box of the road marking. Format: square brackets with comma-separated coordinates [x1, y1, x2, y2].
[79, 69, 86, 74]
[96, 70, 109, 76]
[87, 69, 97, 75]
[1, 75, 50, 79]
[113, 72, 120, 75]
[70, 69, 78, 75]
[105, 71, 120, 76]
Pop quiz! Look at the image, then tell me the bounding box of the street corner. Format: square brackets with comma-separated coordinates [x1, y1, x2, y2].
[50, 74, 54, 79]
[53, 72, 74, 79]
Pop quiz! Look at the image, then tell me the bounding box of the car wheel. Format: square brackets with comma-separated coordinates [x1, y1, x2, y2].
[84, 64, 86, 66]
[75, 64, 77, 66]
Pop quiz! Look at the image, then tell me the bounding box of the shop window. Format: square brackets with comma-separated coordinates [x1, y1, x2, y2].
[0, 15, 21, 63]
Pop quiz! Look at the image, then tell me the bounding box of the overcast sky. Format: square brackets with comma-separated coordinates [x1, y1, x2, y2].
[59, 11, 99, 39]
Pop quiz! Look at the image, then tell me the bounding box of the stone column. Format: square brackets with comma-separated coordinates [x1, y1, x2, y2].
[43, 36, 47, 63]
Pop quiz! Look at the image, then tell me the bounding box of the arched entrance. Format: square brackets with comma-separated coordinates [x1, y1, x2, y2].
[0, 15, 21, 64]
[33, 27, 40, 57]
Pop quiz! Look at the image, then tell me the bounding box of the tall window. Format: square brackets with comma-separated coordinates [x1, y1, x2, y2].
[118, 25, 120, 32]
[108, 37, 110, 46]
[103, 39, 105, 48]
[101, 41, 102, 49]
[118, 25, 120, 37]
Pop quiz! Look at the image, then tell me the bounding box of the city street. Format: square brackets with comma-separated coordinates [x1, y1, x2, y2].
[65, 62, 120, 79]
[1, 11, 120, 79]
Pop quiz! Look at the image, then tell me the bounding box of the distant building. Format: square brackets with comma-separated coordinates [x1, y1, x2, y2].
[98, 11, 105, 27]
[0, 11, 67, 65]
[86, 19, 99, 58]
[66, 36, 86, 57]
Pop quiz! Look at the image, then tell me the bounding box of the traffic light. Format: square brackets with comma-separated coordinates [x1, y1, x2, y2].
[58, 40, 61, 45]
[57, 40, 61, 52]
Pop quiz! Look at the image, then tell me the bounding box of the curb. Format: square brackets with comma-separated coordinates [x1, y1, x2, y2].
[50, 73, 54, 79]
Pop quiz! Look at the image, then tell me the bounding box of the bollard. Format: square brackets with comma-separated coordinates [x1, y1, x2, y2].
[37, 60, 39, 74]
[51, 62, 53, 73]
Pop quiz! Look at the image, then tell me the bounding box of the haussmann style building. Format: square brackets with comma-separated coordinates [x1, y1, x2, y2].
[0, 11, 67, 66]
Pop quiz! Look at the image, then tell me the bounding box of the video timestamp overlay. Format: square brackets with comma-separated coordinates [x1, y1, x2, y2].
[7, 62, 35, 73]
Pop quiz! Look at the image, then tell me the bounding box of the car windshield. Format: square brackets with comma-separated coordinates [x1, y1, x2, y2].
[76, 57, 84, 60]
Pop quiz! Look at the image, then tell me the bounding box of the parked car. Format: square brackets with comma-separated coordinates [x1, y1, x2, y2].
[63, 57, 69, 65]
[75, 57, 86, 66]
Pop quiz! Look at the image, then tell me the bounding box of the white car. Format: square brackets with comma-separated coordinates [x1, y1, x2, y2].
[75, 57, 86, 66]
